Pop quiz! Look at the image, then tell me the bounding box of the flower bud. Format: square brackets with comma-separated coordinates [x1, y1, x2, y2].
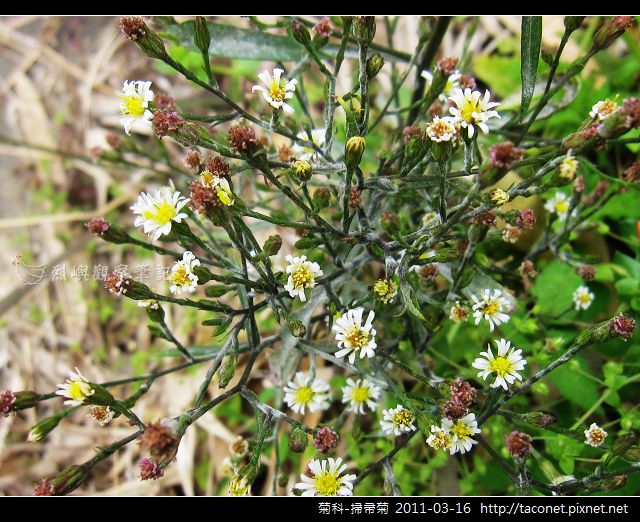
[139, 420, 180, 460]
[344, 136, 366, 171]
[39, 465, 90, 496]
[218, 351, 237, 389]
[119, 17, 169, 60]
[0, 390, 17, 416]
[192, 265, 213, 284]
[352, 16, 376, 45]
[193, 16, 211, 55]
[522, 411, 557, 427]
[288, 318, 306, 338]
[312, 187, 332, 211]
[366, 53, 385, 79]
[289, 426, 309, 453]
[293, 159, 312, 181]
[263, 234, 282, 257]
[291, 20, 312, 47]
[564, 16, 585, 34]
[139, 457, 165, 481]
[593, 16, 634, 51]
[28, 414, 63, 442]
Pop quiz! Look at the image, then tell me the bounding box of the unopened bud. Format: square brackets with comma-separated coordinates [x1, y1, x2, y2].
[263, 234, 282, 257]
[344, 136, 366, 171]
[312, 187, 332, 211]
[522, 411, 556, 427]
[564, 16, 585, 34]
[193, 16, 211, 55]
[289, 426, 309, 453]
[293, 159, 312, 181]
[366, 53, 385, 79]
[218, 351, 237, 389]
[291, 20, 312, 47]
[288, 318, 306, 338]
[352, 16, 376, 45]
[28, 414, 63, 442]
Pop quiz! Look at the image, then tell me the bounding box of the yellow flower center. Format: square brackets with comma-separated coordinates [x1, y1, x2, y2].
[589, 429, 606, 445]
[68, 381, 88, 400]
[431, 431, 452, 449]
[269, 81, 286, 102]
[555, 200, 569, 214]
[345, 327, 369, 349]
[144, 201, 177, 225]
[598, 100, 617, 117]
[481, 300, 499, 316]
[201, 170, 216, 188]
[292, 266, 313, 288]
[460, 98, 481, 123]
[430, 120, 452, 138]
[579, 293, 591, 303]
[352, 386, 371, 403]
[392, 409, 414, 428]
[121, 94, 145, 117]
[489, 356, 512, 377]
[314, 472, 340, 496]
[294, 386, 314, 405]
[452, 420, 473, 439]
[170, 265, 190, 287]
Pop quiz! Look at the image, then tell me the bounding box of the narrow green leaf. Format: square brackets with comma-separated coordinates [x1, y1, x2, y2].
[520, 16, 542, 120]
[399, 283, 425, 321]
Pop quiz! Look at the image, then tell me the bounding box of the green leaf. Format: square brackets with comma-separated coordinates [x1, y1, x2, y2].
[531, 260, 582, 315]
[520, 16, 543, 120]
[546, 357, 599, 409]
[162, 21, 303, 62]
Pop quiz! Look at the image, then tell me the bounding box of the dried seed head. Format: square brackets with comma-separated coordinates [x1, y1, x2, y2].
[621, 97, 640, 128]
[0, 390, 16, 416]
[185, 150, 201, 170]
[578, 264, 596, 281]
[443, 400, 467, 420]
[314, 17, 333, 38]
[155, 94, 175, 110]
[313, 427, 340, 453]
[138, 421, 179, 459]
[611, 313, 636, 338]
[348, 187, 363, 208]
[104, 271, 131, 296]
[189, 181, 219, 214]
[449, 378, 477, 407]
[505, 431, 532, 459]
[489, 141, 525, 169]
[436, 57, 458, 76]
[105, 132, 122, 149]
[152, 109, 184, 138]
[519, 260, 538, 279]
[473, 210, 496, 227]
[515, 209, 537, 231]
[574, 175, 586, 193]
[403, 125, 423, 144]
[119, 16, 146, 40]
[85, 217, 111, 236]
[138, 457, 164, 481]
[278, 144, 293, 162]
[33, 477, 55, 496]
[205, 155, 230, 177]
[459, 74, 476, 90]
[228, 125, 260, 155]
[419, 264, 438, 282]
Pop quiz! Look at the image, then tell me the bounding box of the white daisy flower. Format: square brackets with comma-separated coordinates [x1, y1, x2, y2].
[294, 457, 356, 497]
[471, 288, 511, 332]
[291, 128, 326, 161]
[589, 99, 617, 121]
[559, 153, 579, 180]
[284, 255, 323, 302]
[228, 474, 250, 496]
[472, 338, 527, 390]
[283, 372, 331, 415]
[119, 80, 154, 135]
[168, 251, 200, 294]
[573, 285, 594, 311]
[341, 378, 381, 414]
[426, 425, 454, 451]
[131, 187, 190, 241]
[88, 405, 115, 426]
[420, 69, 461, 102]
[332, 308, 377, 364]
[441, 412, 480, 454]
[426, 116, 457, 143]
[55, 367, 95, 406]
[252, 68, 297, 114]
[584, 422, 607, 447]
[544, 192, 572, 219]
[449, 88, 500, 139]
[380, 405, 417, 436]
